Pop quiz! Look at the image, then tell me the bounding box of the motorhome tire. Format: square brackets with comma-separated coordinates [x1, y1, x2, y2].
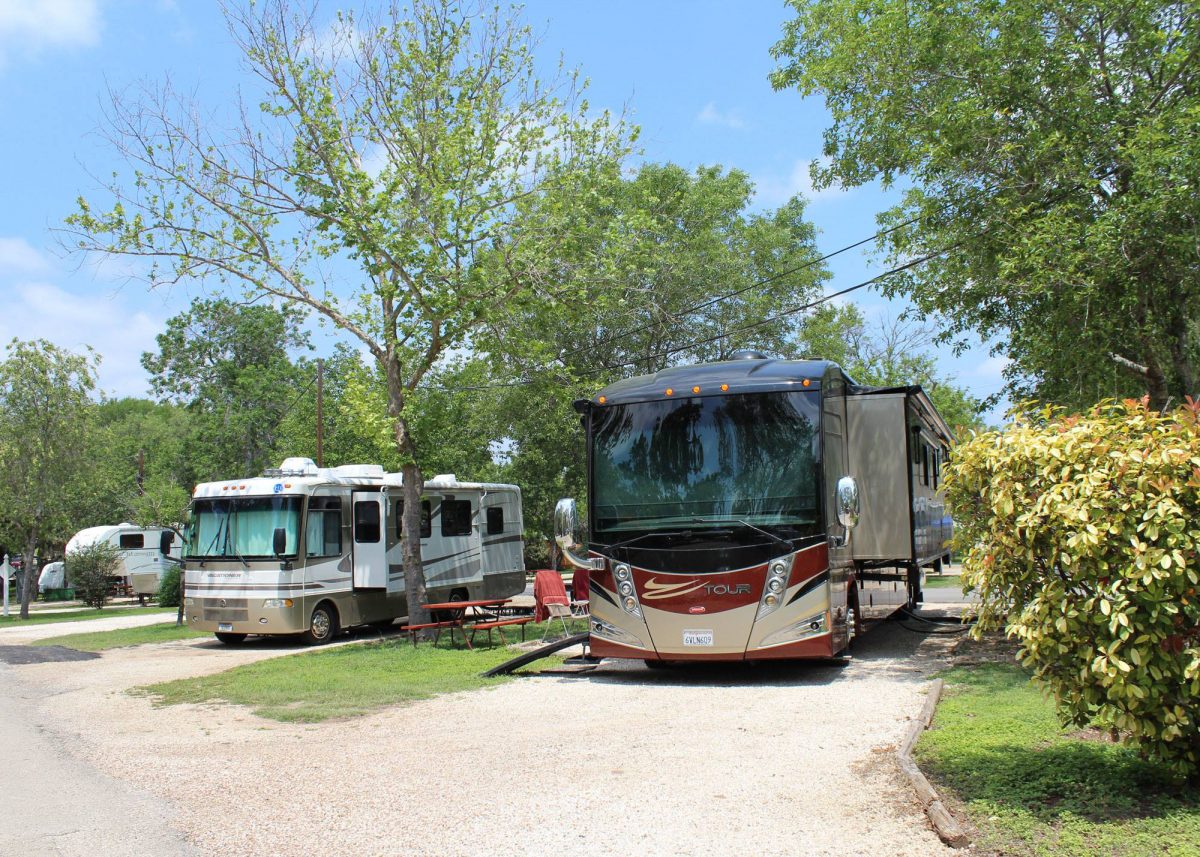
[434, 588, 469, 622]
[215, 632, 246, 645]
[302, 603, 338, 645]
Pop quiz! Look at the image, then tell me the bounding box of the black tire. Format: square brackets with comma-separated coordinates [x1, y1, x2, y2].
[215, 632, 247, 645]
[433, 588, 469, 622]
[301, 602, 339, 645]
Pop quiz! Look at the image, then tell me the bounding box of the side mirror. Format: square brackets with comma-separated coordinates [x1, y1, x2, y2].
[159, 530, 174, 555]
[836, 476, 860, 530]
[272, 527, 288, 557]
[554, 498, 604, 571]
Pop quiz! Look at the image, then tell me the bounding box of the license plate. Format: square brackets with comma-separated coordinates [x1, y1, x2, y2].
[218, 623, 233, 633]
[683, 630, 713, 647]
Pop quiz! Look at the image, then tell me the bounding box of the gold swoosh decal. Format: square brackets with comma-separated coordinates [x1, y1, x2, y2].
[641, 577, 707, 600]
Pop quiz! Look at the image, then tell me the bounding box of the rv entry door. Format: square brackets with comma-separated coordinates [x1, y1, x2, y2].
[352, 491, 388, 589]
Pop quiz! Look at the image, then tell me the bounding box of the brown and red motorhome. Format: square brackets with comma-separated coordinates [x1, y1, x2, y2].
[555, 353, 954, 663]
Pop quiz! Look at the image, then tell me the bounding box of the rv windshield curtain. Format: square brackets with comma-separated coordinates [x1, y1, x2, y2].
[591, 390, 822, 536]
[187, 497, 301, 559]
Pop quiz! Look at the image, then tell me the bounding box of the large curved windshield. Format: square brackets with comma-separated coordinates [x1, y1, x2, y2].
[591, 390, 822, 541]
[186, 497, 301, 559]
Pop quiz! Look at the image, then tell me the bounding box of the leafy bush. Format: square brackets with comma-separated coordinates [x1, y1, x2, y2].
[66, 541, 123, 610]
[157, 564, 182, 607]
[947, 399, 1200, 775]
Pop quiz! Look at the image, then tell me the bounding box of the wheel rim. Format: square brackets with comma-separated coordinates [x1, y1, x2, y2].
[312, 609, 331, 640]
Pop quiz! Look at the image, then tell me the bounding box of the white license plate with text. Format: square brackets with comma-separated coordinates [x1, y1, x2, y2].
[683, 630, 713, 647]
[218, 623, 233, 632]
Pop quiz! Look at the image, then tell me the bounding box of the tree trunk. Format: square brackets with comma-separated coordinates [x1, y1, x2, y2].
[384, 354, 429, 631]
[20, 531, 37, 620]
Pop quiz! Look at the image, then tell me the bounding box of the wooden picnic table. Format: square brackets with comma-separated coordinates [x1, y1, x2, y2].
[402, 598, 513, 649]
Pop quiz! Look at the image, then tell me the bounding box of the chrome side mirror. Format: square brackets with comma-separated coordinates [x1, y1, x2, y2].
[554, 498, 604, 571]
[836, 476, 860, 530]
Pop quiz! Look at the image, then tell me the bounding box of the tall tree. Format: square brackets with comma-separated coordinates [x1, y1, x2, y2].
[772, 0, 1200, 409]
[66, 0, 632, 626]
[143, 297, 312, 480]
[0, 340, 99, 618]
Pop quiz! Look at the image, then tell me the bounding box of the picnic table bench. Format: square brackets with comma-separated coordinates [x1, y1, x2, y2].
[468, 615, 533, 647]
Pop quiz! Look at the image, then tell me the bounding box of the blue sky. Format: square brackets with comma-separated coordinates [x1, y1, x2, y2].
[0, 0, 1008, 415]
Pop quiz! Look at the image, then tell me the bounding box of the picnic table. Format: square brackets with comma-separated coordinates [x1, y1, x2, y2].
[402, 598, 531, 648]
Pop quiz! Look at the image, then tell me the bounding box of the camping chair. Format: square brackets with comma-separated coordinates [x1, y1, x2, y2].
[569, 567, 590, 618]
[533, 568, 573, 641]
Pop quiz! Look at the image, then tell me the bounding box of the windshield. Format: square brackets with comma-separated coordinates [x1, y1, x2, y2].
[185, 496, 301, 559]
[592, 390, 822, 541]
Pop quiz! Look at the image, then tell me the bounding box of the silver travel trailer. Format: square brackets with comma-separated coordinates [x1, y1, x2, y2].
[557, 356, 954, 663]
[65, 523, 181, 597]
[182, 458, 525, 644]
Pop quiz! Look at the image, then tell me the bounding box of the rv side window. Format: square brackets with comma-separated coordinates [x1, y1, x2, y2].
[119, 533, 144, 550]
[395, 500, 432, 539]
[306, 497, 343, 557]
[486, 506, 504, 535]
[921, 443, 930, 487]
[354, 501, 381, 543]
[442, 499, 472, 537]
[933, 448, 941, 489]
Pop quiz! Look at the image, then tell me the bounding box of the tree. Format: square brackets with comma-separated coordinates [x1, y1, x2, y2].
[789, 304, 985, 433]
[67, 541, 122, 610]
[477, 163, 832, 543]
[772, 0, 1200, 409]
[143, 298, 312, 480]
[93, 398, 195, 527]
[66, 0, 632, 627]
[0, 340, 99, 618]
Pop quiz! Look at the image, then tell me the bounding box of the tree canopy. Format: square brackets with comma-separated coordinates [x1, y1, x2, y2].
[772, 0, 1200, 409]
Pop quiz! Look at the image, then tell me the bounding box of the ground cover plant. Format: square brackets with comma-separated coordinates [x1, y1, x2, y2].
[924, 573, 968, 590]
[139, 629, 571, 722]
[0, 606, 173, 628]
[32, 622, 205, 652]
[946, 399, 1200, 774]
[917, 663, 1200, 856]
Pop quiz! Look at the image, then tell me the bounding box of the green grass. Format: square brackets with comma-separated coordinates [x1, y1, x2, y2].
[924, 574, 971, 590]
[138, 624, 574, 722]
[916, 663, 1200, 856]
[0, 606, 173, 628]
[31, 622, 207, 651]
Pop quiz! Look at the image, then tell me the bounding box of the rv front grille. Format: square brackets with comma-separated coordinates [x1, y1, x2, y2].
[200, 598, 250, 623]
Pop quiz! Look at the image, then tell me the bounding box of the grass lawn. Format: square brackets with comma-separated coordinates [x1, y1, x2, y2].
[924, 574, 971, 590]
[0, 606, 173, 628]
[32, 622, 207, 651]
[916, 663, 1200, 856]
[139, 622, 576, 723]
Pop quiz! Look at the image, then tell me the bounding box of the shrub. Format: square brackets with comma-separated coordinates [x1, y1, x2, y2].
[157, 564, 181, 607]
[947, 398, 1200, 775]
[66, 541, 123, 610]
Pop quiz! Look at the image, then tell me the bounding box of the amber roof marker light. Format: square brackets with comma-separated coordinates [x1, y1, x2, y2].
[802, 379, 811, 387]
[597, 395, 607, 404]
[692, 386, 701, 394]
[665, 388, 674, 396]
[720, 383, 729, 392]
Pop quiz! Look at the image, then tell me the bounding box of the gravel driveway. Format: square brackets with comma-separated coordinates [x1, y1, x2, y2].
[3, 616, 960, 856]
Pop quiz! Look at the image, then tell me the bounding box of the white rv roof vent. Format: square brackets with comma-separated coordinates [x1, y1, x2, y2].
[278, 457, 319, 476]
[330, 464, 385, 478]
[429, 473, 457, 483]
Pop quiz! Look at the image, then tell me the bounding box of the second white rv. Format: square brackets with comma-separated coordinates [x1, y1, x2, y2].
[182, 458, 525, 644]
[65, 523, 180, 598]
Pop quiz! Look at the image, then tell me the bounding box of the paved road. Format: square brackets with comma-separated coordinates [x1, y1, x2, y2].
[0, 664, 195, 856]
[0, 612, 178, 645]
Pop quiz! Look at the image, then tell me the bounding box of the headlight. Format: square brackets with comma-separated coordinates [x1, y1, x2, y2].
[619, 581, 633, 596]
[615, 564, 631, 581]
[262, 598, 294, 608]
[768, 578, 783, 593]
[623, 596, 638, 611]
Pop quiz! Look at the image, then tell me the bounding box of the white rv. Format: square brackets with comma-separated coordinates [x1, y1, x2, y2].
[182, 458, 525, 645]
[65, 524, 181, 597]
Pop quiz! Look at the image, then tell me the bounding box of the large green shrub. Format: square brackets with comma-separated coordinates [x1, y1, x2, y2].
[66, 541, 123, 610]
[157, 565, 181, 608]
[947, 399, 1200, 775]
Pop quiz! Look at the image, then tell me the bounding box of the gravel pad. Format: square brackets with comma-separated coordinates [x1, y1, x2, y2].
[0, 645, 99, 664]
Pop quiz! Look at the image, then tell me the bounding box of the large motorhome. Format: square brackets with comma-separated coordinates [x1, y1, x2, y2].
[555, 354, 953, 663]
[182, 459, 525, 644]
[65, 524, 181, 598]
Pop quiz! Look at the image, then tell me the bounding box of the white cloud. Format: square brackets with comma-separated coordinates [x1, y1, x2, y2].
[0, 0, 100, 64]
[754, 158, 853, 208]
[696, 101, 746, 130]
[971, 355, 1012, 383]
[0, 280, 163, 398]
[0, 237, 51, 275]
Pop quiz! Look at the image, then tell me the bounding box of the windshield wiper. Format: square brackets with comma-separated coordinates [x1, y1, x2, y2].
[688, 517, 794, 553]
[601, 530, 687, 552]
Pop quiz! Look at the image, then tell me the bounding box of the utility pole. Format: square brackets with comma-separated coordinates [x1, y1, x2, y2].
[315, 358, 325, 468]
[136, 448, 145, 495]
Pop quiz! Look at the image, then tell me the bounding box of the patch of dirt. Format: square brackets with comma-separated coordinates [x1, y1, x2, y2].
[950, 630, 1021, 666]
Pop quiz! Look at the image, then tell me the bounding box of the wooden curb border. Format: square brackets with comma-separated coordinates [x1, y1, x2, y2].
[897, 678, 970, 848]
